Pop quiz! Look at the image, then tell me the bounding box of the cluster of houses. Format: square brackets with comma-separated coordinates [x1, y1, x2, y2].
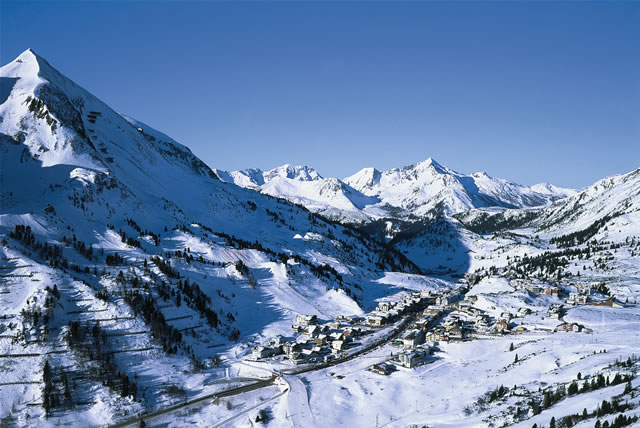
[555, 322, 587, 333]
[250, 313, 369, 364]
[365, 291, 435, 327]
[567, 283, 592, 305]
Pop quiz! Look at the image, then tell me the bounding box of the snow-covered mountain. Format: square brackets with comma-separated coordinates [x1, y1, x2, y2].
[215, 165, 378, 222]
[455, 167, 640, 240]
[219, 157, 575, 223]
[344, 157, 576, 217]
[0, 48, 417, 288]
[0, 49, 428, 424]
[2, 49, 640, 428]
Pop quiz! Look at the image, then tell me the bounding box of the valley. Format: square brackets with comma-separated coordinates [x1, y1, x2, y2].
[0, 49, 639, 428]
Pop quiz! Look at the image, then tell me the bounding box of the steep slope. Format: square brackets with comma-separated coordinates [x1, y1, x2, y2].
[0, 50, 421, 425]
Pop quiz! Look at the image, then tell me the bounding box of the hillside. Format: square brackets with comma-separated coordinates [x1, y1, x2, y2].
[0, 49, 420, 426]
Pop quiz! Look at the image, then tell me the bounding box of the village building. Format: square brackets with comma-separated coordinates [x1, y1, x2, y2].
[314, 334, 328, 345]
[283, 341, 301, 357]
[331, 340, 347, 351]
[577, 284, 592, 295]
[397, 349, 427, 368]
[555, 322, 584, 332]
[377, 301, 393, 312]
[296, 314, 318, 327]
[305, 324, 320, 337]
[591, 299, 624, 308]
[251, 345, 281, 360]
[447, 326, 464, 340]
[516, 307, 531, 317]
[365, 314, 385, 327]
[370, 363, 394, 376]
[402, 329, 426, 348]
[495, 320, 510, 333]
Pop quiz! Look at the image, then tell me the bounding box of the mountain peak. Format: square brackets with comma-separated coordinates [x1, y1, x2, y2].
[1, 48, 72, 96]
[343, 167, 382, 191]
[1, 49, 42, 79]
[264, 164, 322, 182]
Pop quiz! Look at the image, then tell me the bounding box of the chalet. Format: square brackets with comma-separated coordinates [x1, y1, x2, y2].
[415, 317, 431, 329]
[499, 312, 513, 321]
[365, 314, 384, 327]
[495, 320, 509, 333]
[420, 290, 433, 298]
[301, 348, 321, 362]
[548, 305, 563, 319]
[435, 295, 446, 306]
[288, 351, 302, 363]
[578, 284, 592, 295]
[402, 329, 426, 348]
[296, 314, 318, 327]
[314, 334, 327, 345]
[344, 327, 360, 338]
[424, 308, 442, 318]
[591, 299, 624, 308]
[397, 349, 426, 368]
[370, 363, 394, 376]
[555, 323, 583, 333]
[377, 301, 393, 312]
[331, 340, 347, 351]
[305, 325, 320, 338]
[425, 329, 446, 342]
[568, 293, 588, 305]
[251, 346, 281, 360]
[448, 326, 464, 340]
[269, 335, 284, 347]
[475, 316, 489, 329]
[283, 342, 301, 357]
[543, 287, 559, 297]
[330, 331, 345, 341]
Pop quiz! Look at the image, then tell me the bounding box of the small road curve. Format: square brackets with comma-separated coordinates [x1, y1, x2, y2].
[284, 374, 314, 427]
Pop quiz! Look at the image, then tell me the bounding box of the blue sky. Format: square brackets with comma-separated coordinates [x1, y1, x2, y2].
[1, 1, 638, 188]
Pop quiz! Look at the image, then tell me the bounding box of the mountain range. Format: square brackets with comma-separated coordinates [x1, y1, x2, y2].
[1, 49, 640, 427]
[215, 158, 576, 223]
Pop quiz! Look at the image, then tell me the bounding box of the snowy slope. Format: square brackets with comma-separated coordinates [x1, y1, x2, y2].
[0, 50, 424, 425]
[455, 167, 640, 240]
[2, 49, 640, 428]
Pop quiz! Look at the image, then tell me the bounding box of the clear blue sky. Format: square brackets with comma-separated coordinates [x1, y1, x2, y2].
[1, 1, 638, 188]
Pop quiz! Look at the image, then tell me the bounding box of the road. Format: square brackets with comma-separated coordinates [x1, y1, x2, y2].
[109, 311, 420, 427]
[109, 376, 276, 428]
[283, 375, 314, 427]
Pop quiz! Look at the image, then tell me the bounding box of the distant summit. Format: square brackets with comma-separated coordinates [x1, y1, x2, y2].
[219, 157, 575, 222]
